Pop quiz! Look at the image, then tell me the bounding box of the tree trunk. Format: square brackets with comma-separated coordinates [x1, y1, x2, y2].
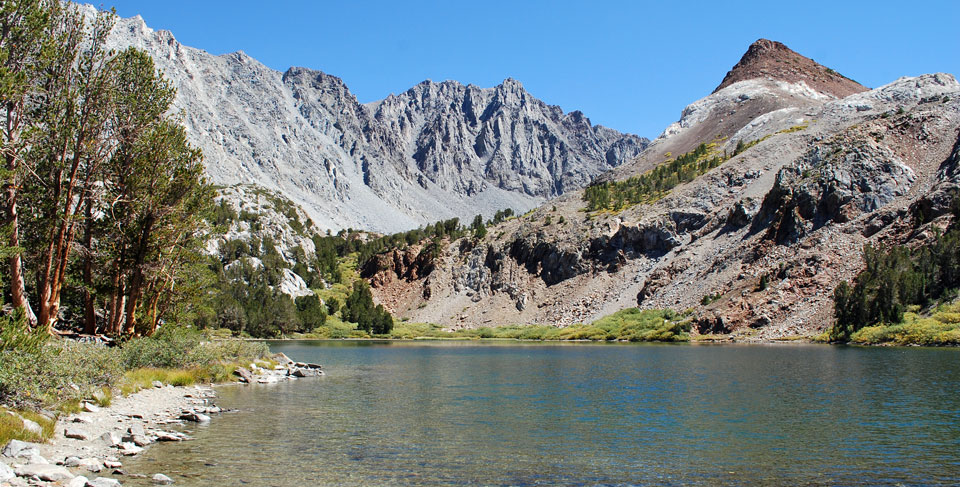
[82, 199, 96, 334]
[123, 214, 154, 336]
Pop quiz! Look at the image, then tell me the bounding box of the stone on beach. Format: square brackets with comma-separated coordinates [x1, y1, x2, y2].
[152, 473, 174, 484]
[64, 427, 92, 440]
[2, 439, 40, 458]
[14, 463, 74, 482]
[0, 462, 14, 482]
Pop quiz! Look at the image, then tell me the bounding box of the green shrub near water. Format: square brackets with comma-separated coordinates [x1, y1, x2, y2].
[387, 309, 690, 342]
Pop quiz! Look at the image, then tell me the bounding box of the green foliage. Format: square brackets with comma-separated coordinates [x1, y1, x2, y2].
[295, 294, 327, 331]
[387, 309, 690, 342]
[343, 280, 393, 335]
[583, 143, 727, 212]
[470, 214, 487, 239]
[832, 209, 960, 341]
[700, 293, 722, 306]
[848, 302, 960, 345]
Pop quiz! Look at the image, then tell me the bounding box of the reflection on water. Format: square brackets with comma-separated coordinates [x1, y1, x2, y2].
[125, 341, 960, 485]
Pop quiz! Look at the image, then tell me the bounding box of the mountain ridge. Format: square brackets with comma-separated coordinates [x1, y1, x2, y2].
[99, 5, 647, 233]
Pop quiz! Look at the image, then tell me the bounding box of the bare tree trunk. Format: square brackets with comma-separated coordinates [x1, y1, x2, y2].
[123, 214, 154, 336]
[82, 199, 96, 334]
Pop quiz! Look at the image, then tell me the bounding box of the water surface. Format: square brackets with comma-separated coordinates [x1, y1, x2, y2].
[126, 341, 960, 485]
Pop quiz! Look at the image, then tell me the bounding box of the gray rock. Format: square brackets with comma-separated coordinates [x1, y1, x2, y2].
[152, 473, 174, 484]
[25, 452, 48, 465]
[88, 477, 122, 487]
[82, 402, 100, 413]
[104, 460, 122, 469]
[178, 411, 210, 423]
[20, 418, 42, 436]
[13, 464, 74, 482]
[64, 427, 91, 440]
[127, 424, 145, 438]
[233, 367, 252, 383]
[118, 442, 143, 456]
[64, 456, 82, 467]
[101, 431, 123, 447]
[152, 380, 164, 388]
[0, 461, 14, 482]
[68, 476, 90, 487]
[2, 440, 40, 458]
[78, 457, 104, 473]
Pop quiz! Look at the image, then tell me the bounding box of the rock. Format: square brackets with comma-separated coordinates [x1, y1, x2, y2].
[73, 414, 94, 424]
[155, 432, 184, 442]
[2, 440, 39, 458]
[127, 424, 145, 438]
[82, 402, 100, 413]
[0, 461, 14, 482]
[178, 411, 210, 423]
[101, 431, 123, 447]
[13, 464, 74, 482]
[25, 453, 48, 465]
[118, 442, 143, 456]
[152, 473, 174, 484]
[78, 458, 104, 473]
[104, 460, 122, 469]
[233, 367, 252, 383]
[68, 476, 90, 487]
[64, 427, 91, 440]
[64, 456, 82, 467]
[88, 477, 122, 487]
[20, 418, 42, 437]
[122, 434, 151, 447]
[152, 380, 164, 388]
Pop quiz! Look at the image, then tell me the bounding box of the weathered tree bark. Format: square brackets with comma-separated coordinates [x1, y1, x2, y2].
[123, 213, 154, 336]
[82, 198, 96, 334]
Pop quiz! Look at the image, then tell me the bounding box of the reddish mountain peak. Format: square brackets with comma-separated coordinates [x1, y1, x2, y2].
[713, 38, 868, 98]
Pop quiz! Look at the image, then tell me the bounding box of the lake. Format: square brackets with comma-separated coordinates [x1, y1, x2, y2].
[125, 341, 960, 485]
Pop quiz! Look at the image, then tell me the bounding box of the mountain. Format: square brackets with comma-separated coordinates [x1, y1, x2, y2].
[100, 7, 647, 233]
[714, 39, 868, 98]
[366, 39, 960, 340]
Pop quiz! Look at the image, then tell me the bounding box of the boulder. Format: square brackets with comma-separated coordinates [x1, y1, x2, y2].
[78, 457, 104, 473]
[127, 424, 145, 438]
[82, 402, 101, 413]
[152, 380, 164, 388]
[118, 442, 143, 456]
[178, 411, 210, 423]
[152, 473, 174, 484]
[25, 453, 48, 465]
[14, 464, 74, 482]
[233, 367, 252, 383]
[101, 431, 123, 447]
[68, 476, 90, 487]
[0, 462, 14, 482]
[20, 418, 43, 436]
[64, 427, 92, 440]
[2, 439, 39, 458]
[88, 477, 122, 487]
[104, 460, 122, 469]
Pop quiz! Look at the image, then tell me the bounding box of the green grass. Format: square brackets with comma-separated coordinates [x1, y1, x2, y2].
[0, 407, 56, 445]
[385, 309, 691, 342]
[849, 302, 960, 346]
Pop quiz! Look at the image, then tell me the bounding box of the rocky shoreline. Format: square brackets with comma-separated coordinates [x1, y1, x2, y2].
[0, 354, 322, 487]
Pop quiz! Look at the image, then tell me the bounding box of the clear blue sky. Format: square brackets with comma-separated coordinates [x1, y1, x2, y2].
[103, 0, 959, 138]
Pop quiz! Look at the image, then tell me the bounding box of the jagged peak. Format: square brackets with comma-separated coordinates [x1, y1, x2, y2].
[714, 38, 868, 99]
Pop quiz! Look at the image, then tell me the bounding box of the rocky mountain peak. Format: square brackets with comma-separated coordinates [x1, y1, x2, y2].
[714, 38, 868, 98]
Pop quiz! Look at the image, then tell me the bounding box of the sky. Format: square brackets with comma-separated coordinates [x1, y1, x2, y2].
[102, 0, 959, 139]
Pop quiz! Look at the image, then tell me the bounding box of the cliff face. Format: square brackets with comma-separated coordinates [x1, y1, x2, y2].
[102, 9, 647, 234]
[377, 38, 960, 340]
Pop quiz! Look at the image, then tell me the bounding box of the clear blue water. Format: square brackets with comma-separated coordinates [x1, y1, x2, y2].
[126, 341, 960, 485]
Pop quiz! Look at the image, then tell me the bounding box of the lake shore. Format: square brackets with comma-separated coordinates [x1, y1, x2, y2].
[0, 358, 320, 487]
